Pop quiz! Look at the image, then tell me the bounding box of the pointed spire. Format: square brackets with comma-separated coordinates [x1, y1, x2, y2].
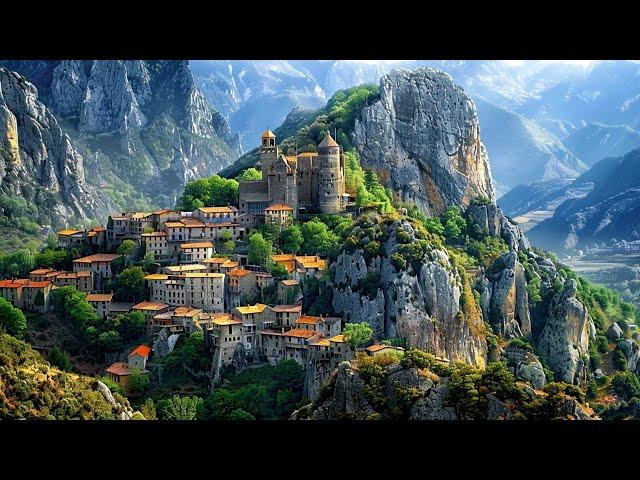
[318, 132, 338, 148]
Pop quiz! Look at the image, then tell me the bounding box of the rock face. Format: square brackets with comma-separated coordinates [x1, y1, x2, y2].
[311, 362, 375, 420]
[94, 380, 136, 420]
[0, 68, 114, 222]
[503, 343, 546, 390]
[1, 60, 242, 207]
[537, 280, 590, 384]
[606, 323, 623, 342]
[616, 339, 640, 374]
[352, 67, 495, 216]
[466, 203, 530, 252]
[332, 217, 487, 367]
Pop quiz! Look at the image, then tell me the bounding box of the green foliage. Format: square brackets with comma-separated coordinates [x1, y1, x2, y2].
[51, 286, 99, 333]
[0, 333, 123, 419]
[441, 206, 467, 239]
[177, 175, 239, 211]
[118, 311, 146, 341]
[280, 224, 303, 254]
[202, 360, 304, 420]
[466, 236, 509, 269]
[157, 394, 202, 420]
[343, 322, 373, 348]
[356, 271, 382, 300]
[508, 338, 534, 353]
[248, 232, 273, 267]
[97, 330, 123, 353]
[115, 266, 147, 303]
[344, 150, 366, 194]
[0, 297, 27, 339]
[128, 369, 149, 395]
[34, 248, 72, 271]
[400, 349, 453, 377]
[140, 398, 157, 420]
[48, 346, 73, 372]
[0, 248, 35, 278]
[268, 263, 289, 281]
[300, 218, 340, 258]
[117, 239, 137, 255]
[355, 167, 394, 213]
[613, 347, 628, 371]
[611, 371, 640, 401]
[235, 167, 262, 182]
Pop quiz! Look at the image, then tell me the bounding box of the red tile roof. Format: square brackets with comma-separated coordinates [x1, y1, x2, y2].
[73, 254, 122, 263]
[105, 362, 130, 376]
[129, 345, 151, 358]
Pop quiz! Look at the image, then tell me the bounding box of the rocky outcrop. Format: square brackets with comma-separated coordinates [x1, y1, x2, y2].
[332, 217, 487, 367]
[94, 380, 137, 420]
[537, 280, 590, 384]
[466, 203, 530, 252]
[615, 339, 640, 374]
[311, 362, 376, 420]
[352, 67, 495, 216]
[0, 68, 114, 222]
[606, 323, 623, 342]
[51, 60, 88, 117]
[482, 252, 532, 338]
[503, 343, 546, 390]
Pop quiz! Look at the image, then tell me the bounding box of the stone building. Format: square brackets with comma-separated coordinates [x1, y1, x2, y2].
[238, 130, 347, 227]
[86, 293, 114, 320]
[72, 253, 123, 291]
[144, 272, 225, 313]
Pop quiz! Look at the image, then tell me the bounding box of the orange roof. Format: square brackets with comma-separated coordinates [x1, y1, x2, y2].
[180, 241, 213, 249]
[30, 268, 59, 276]
[272, 305, 302, 313]
[105, 362, 130, 376]
[221, 260, 238, 268]
[58, 229, 83, 236]
[262, 129, 276, 138]
[296, 315, 322, 325]
[0, 279, 29, 288]
[235, 304, 267, 315]
[129, 345, 151, 358]
[57, 271, 92, 279]
[212, 314, 243, 326]
[198, 206, 238, 214]
[280, 279, 299, 286]
[297, 152, 317, 157]
[173, 306, 201, 317]
[86, 293, 114, 302]
[24, 281, 52, 289]
[284, 328, 317, 339]
[329, 334, 345, 343]
[266, 204, 294, 212]
[153, 209, 176, 215]
[90, 226, 106, 232]
[296, 255, 326, 270]
[228, 268, 251, 277]
[202, 257, 227, 264]
[164, 221, 185, 228]
[73, 254, 122, 263]
[133, 301, 169, 311]
[272, 254, 296, 261]
[310, 338, 331, 347]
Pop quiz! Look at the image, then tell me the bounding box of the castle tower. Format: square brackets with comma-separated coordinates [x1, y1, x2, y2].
[317, 132, 344, 214]
[260, 129, 278, 179]
[268, 154, 298, 217]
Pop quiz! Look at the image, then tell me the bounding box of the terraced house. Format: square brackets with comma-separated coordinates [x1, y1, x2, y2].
[72, 253, 123, 291]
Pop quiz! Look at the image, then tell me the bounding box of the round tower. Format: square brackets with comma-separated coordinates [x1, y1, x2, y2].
[317, 132, 343, 214]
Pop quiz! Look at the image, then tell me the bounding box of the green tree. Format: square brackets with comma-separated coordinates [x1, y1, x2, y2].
[157, 395, 202, 420]
[140, 398, 157, 420]
[219, 230, 235, 254]
[300, 218, 340, 257]
[0, 297, 27, 339]
[441, 206, 466, 239]
[98, 330, 123, 353]
[116, 266, 147, 302]
[177, 175, 239, 211]
[49, 346, 73, 372]
[269, 263, 289, 281]
[128, 369, 149, 395]
[143, 226, 155, 234]
[33, 290, 45, 307]
[142, 252, 156, 272]
[280, 224, 303, 254]
[119, 311, 146, 340]
[343, 322, 373, 349]
[117, 239, 137, 255]
[235, 168, 262, 181]
[228, 408, 256, 420]
[248, 233, 273, 267]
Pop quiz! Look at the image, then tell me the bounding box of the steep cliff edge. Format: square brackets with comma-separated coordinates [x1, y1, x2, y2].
[0, 68, 114, 224]
[0, 60, 241, 209]
[352, 68, 495, 215]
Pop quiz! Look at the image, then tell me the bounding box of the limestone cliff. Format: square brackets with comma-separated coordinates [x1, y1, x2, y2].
[0, 68, 114, 224]
[352, 68, 495, 215]
[331, 215, 487, 368]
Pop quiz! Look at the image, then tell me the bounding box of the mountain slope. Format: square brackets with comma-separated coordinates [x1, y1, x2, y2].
[0, 68, 114, 227]
[528, 148, 640, 251]
[562, 122, 640, 166]
[0, 60, 241, 210]
[474, 97, 588, 191]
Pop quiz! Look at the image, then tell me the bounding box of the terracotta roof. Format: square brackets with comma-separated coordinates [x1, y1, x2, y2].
[57, 271, 92, 279]
[183, 272, 225, 278]
[129, 345, 151, 358]
[228, 268, 251, 277]
[318, 133, 339, 148]
[297, 152, 317, 157]
[212, 314, 242, 326]
[271, 305, 302, 313]
[310, 338, 331, 347]
[266, 203, 294, 212]
[181, 218, 206, 227]
[24, 281, 52, 289]
[280, 279, 299, 286]
[261, 129, 276, 138]
[0, 279, 29, 288]
[165, 264, 207, 272]
[329, 334, 345, 343]
[221, 260, 238, 268]
[173, 306, 201, 317]
[164, 221, 185, 228]
[296, 315, 322, 325]
[86, 293, 114, 302]
[30, 268, 58, 276]
[153, 209, 176, 215]
[133, 301, 169, 311]
[58, 229, 83, 236]
[142, 231, 168, 237]
[180, 242, 213, 249]
[296, 255, 326, 270]
[144, 274, 169, 281]
[202, 257, 227, 264]
[90, 226, 106, 232]
[272, 254, 296, 261]
[366, 344, 388, 353]
[73, 254, 122, 263]
[235, 303, 267, 315]
[284, 328, 317, 339]
[197, 206, 238, 214]
[106, 362, 130, 376]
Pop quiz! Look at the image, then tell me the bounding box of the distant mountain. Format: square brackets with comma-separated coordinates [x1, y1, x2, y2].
[562, 122, 640, 166]
[0, 60, 241, 210]
[527, 148, 640, 252]
[474, 97, 588, 191]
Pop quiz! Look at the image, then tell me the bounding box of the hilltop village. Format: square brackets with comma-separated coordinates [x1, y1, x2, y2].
[0, 131, 399, 394]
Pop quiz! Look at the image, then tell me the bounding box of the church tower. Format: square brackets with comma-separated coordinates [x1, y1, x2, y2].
[259, 129, 278, 179]
[317, 132, 344, 214]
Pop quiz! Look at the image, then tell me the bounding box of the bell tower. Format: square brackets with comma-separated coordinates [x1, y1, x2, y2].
[260, 129, 278, 178]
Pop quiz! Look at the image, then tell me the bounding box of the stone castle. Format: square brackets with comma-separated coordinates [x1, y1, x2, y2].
[238, 130, 347, 227]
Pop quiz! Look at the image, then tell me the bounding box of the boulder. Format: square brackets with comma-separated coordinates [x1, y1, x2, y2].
[606, 323, 623, 342]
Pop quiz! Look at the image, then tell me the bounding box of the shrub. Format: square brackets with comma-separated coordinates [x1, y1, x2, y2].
[611, 371, 640, 401]
[613, 348, 628, 371]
